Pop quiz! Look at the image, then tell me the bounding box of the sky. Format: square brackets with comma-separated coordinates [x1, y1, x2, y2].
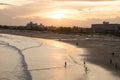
[0, 0, 120, 27]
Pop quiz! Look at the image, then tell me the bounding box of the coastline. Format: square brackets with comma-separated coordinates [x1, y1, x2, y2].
[59, 36, 120, 77]
[0, 29, 120, 77]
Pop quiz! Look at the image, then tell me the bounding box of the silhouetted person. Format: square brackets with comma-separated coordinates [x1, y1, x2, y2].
[110, 59, 112, 65]
[115, 63, 118, 69]
[59, 39, 61, 41]
[85, 67, 88, 74]
[112, 52, 115, 57]
[65, 61, 67, 68]
[84, 61, 86, 67]
[76, 42, 78, 46]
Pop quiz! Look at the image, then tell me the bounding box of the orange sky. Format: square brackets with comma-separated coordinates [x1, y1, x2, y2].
[0, 0, 120, 27]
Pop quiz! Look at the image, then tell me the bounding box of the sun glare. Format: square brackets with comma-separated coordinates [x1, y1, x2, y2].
[49, 10, 68, 19]
[53, 13, 65, 19]
[35, 10, 70, 20]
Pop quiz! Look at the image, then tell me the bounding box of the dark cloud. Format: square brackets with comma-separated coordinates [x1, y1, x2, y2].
[0, 3, 14, 6]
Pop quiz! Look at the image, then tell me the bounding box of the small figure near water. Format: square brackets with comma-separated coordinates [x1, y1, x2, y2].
[85, 67, 88, 74]
[76, 42, 78, 46]
[112, 52, 115, 57]
[59, 38, 61, 41]
[84, 61, 86, 67]
[115, 63, 118, 69]
[110, 59, 112, 65]
[64, 61, 67, 68]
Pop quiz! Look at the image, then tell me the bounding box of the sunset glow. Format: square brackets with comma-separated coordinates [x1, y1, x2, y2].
[52, 13, 65, 19]
[0, 0, 120, 27]
[47, 10, 69, 19]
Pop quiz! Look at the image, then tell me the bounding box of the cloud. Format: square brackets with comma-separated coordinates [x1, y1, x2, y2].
[0, 0, 120, 27]
[0, 3, 15, 9]
[0, 3, 14, 6]
[0, 0, 35, 6]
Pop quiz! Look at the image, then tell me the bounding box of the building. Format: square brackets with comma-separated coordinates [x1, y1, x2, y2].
[38, 23, 44, 30]
[26, 22, 44, 30]
[26, 21, 38, 29]
[91, 21, 120, 33]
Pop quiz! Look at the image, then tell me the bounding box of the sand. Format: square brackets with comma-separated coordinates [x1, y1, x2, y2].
[0, 29, 120, 78]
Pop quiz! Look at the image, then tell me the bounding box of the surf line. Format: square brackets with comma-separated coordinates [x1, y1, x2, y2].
[0, 41, 32, 80]
[29, 66, 64, 72]
[22, 43, 43, 51]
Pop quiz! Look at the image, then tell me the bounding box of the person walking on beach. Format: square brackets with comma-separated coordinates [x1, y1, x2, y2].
[84, 61, 86, 67]
[115, 63, 118, 69]
[85, 67, 88, 74]
[76, 42, 78, 46]
[64, 61, 67, 68]
[112, 52, 115, 57]
[110, 59, 112, 65]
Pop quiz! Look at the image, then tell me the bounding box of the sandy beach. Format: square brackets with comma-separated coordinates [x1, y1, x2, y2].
[0, 29, 120, 80]
[61, 35, 120, 76]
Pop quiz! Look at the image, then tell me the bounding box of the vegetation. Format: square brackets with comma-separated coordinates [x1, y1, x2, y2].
[0, 23, 120, 36]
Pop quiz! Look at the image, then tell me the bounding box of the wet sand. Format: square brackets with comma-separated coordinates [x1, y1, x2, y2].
[60, 35, 120, 77]
[0, 29, 120, 77]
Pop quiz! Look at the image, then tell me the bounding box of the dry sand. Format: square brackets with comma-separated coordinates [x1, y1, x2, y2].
[0, 29, 120, 77]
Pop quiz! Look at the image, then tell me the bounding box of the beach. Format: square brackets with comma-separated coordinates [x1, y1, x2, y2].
[0, 29, 120, 80]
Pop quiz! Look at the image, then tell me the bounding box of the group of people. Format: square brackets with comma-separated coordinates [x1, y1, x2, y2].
[64, 61, 88, 74]
[64, 52, 119, 75]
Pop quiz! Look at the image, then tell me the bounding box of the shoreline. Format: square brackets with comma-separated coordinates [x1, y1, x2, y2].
[60, 37, 120, 77]
[0, 29, 120, 77]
